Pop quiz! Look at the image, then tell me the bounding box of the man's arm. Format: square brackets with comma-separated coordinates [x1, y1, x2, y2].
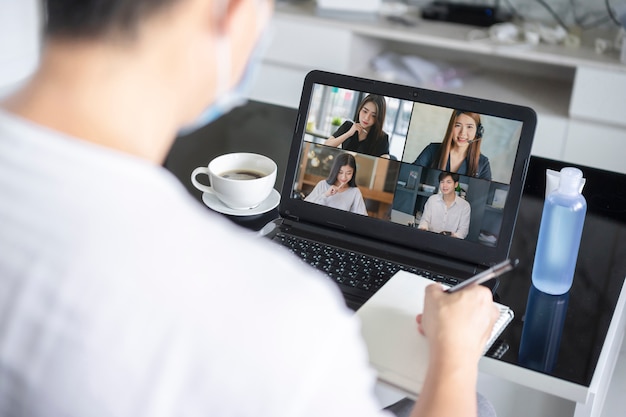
[418, 198, 432, 231]
[453, 201, 471, 239]
[410, 284, 499, 417]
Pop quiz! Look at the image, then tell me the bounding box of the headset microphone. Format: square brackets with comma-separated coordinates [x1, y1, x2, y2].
[467, 137, 482, 144]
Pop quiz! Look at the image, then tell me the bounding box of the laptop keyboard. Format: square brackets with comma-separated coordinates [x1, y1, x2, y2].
[272, 232, 461, 303]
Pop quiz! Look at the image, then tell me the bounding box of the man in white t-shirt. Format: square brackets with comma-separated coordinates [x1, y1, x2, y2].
[0, 1, 498, 416]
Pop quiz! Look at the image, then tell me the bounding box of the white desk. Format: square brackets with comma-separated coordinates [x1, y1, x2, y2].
[166, 102, 626, 417]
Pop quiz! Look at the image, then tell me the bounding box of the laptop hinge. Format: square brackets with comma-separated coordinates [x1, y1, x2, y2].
[326, 221, 347, 230]
[284, 213, 299, 222]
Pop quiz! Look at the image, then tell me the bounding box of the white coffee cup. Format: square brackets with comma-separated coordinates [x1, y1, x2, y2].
[191, 153, 277, 210]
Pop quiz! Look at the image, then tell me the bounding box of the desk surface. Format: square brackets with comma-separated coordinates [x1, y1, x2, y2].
[165, 100, 626, 392]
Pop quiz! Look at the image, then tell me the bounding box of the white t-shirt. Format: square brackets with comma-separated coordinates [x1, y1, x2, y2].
[0, 110, 390, 417]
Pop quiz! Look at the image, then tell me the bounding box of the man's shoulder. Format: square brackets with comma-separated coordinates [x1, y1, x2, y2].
[428, 192, 443, 202]
[455, 196, 471, 208]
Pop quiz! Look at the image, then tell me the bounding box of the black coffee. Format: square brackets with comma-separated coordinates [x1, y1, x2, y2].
[220, 170, 265, 180]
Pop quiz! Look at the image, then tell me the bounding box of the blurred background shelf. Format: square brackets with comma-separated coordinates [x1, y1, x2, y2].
[251, 1, 626, 175]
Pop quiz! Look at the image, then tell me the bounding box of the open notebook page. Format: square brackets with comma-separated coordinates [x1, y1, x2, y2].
[356, 270, 513, 398]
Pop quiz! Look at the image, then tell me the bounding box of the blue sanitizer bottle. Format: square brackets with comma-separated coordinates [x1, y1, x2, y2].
[531, 167, 587, 295]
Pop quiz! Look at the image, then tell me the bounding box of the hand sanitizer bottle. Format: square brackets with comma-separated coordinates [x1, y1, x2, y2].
[531, 167, 587, 295]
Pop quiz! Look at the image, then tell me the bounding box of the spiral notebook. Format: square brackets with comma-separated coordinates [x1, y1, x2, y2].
[356, 270, 514, 397]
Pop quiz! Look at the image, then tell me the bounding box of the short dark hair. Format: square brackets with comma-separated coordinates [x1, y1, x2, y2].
[44, 0, 181, 39]
[438, 171, 459, 183]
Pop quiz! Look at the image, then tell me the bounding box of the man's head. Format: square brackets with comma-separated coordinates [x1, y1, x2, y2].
[11, 0, 273, 162]
[44, 0, 181, 40]
[438, 171, 459, 196]
[42, 0, 271, 99]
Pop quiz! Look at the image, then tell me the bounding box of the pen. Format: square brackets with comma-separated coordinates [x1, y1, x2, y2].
[445, 258, 518, 293]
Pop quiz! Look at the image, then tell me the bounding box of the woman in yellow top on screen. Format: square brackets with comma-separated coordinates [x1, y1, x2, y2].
[413, 110, 492, 180]
[305, 153, 368, 215]
[324, 94, 390, 158]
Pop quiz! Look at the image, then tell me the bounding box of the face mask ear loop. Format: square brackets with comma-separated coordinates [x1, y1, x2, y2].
[177, 0, 270, 136]
[256, 0, 272, 34]
[213, 0, 232, 99]
[214, 35, 231, 101]
[217, 0, 269, 96]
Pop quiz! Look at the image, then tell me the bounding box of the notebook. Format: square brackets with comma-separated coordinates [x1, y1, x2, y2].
[264, 70, 536, 310]
[356, 270, 514, 397]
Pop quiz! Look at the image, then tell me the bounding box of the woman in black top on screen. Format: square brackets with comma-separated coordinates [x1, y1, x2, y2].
[324, 94, 390, 158]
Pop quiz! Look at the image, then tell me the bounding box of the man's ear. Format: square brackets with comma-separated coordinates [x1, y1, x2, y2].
[215, 0, 247, 35]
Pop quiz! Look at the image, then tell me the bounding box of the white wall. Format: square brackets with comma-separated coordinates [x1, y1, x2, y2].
[0, 0, 41, 97]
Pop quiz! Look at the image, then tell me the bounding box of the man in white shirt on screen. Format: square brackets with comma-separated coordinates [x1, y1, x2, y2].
[419, 171, 471, 239]
[0, 1, 497, 416]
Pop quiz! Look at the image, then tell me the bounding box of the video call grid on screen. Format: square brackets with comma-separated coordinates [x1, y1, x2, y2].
[291, 82, 526, 248]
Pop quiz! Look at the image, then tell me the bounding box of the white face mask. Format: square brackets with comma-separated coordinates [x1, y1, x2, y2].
[178, 2, 272, 136]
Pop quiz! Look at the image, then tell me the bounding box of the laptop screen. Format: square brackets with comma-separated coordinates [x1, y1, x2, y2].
[280, 71, 536, 267]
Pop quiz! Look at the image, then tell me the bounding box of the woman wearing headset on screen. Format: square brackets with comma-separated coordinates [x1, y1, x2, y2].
[413, 110, 492, 180]
[305, 153, 368, 215]
[324, 94, 390, 158]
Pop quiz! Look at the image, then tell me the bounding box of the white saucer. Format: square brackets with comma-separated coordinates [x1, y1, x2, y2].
[202, 189, 280, 216]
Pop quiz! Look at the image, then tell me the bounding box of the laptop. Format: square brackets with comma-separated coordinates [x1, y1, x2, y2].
[264, 70, 536, 310]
